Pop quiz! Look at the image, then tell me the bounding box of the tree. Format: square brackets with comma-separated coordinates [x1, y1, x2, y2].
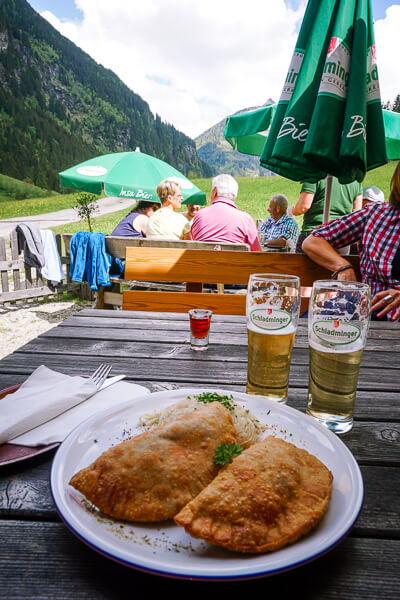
[73, 192, 99, 232]
[391, 95, 400, 113]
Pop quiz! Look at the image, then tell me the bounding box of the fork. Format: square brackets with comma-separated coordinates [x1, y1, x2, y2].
[89, 364, 112, 390]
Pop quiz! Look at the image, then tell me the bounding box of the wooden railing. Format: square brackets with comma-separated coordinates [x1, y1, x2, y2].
[0, 230, 87, 304]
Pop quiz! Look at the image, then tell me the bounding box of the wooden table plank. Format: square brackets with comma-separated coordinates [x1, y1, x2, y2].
[14, 335, 400, 374]
[0, 352, 398, 393]
[0, 521, 398, 597]
[0, 309, 399, 597]
[0, 373, 398, 423]
[46, 314, 400, 352]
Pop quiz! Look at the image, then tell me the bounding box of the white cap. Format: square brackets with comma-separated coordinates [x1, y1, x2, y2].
[362, 186, 384, 203]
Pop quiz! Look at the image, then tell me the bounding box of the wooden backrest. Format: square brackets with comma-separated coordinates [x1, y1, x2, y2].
[63, 233, 250, 258]
[123, 247, 360, 314]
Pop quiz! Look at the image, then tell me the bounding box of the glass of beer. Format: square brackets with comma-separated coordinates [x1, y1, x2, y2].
[246, 273, 300, 403]
[307, 280, 370, 434]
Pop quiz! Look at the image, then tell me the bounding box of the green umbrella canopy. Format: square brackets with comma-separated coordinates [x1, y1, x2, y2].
[224, 104, 400, 161]
[224, 104, 277, 157]
[256, 0, 388, 184]
[59, 151, 206, 205]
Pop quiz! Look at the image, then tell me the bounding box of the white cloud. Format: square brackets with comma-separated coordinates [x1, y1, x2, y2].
[40, 0, 306, 138]
[40, 1, 400, 138]
[374, 5, 400, 104]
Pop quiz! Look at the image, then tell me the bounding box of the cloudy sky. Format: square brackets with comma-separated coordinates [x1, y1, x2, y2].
[27, 0, 400, 139]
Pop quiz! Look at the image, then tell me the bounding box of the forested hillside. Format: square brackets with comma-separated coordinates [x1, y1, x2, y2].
[0, 0, 212, 191]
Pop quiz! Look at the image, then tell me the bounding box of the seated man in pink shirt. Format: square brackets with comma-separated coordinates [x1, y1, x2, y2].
[189, 174, 261, 251]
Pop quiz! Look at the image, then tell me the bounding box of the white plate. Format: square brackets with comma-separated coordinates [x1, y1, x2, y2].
[50, 388, 364, 580]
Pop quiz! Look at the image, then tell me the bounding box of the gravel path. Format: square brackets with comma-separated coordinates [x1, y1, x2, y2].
[0, 196, 135, 237]
[0, 298, 92, 359]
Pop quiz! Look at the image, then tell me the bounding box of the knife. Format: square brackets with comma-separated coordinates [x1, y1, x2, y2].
[98, 375, 126, 391]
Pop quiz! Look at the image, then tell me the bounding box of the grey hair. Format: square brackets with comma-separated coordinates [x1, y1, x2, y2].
[271, 194, 288, 212]
[211, 174, 238, 200]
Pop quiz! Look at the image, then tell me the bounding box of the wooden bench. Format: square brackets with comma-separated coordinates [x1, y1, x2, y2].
[122, 247, 361, 314]
[62, 234, 250, 309]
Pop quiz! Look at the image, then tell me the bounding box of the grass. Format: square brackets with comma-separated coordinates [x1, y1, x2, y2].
[0, 172, 104, 219]
[51, 207, 131, 235]
[0, 173, 57, 201]
[1, 161, 397, 234]
[0, 192, 81, 220]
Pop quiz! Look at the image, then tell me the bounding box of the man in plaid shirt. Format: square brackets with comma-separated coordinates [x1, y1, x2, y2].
[302, 177, 400, 321]
[260, 194, 299, 251]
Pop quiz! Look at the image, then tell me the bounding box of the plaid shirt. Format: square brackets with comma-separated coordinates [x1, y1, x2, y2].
[311, 203, 400, 316]
[260, 214, 299, 244]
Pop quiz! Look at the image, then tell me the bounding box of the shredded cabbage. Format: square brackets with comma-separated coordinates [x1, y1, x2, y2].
[138, 396, 265, 448]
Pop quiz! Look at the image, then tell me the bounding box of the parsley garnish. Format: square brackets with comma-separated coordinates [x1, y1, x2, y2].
[193, 392, 235, 413]
[213, 442, 244, 466]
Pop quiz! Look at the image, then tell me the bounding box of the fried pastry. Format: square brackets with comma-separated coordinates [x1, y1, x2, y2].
[174, 436, 333, 553]
[69, 402, 236, 522]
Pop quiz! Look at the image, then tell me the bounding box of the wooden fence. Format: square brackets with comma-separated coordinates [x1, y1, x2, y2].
[0, 230, 90, 304]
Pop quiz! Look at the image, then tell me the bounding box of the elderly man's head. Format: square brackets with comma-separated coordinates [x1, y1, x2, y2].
[156, 179, 183, 209]
[268, 194, 288, 221]
[211, 174, 239, 201]
[362, 185, 384, 208]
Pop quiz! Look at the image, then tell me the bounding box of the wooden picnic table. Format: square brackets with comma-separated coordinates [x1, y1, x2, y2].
[0, 309, 399, 597]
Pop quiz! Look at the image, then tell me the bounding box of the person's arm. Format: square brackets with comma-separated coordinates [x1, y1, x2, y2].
[353, 194, 362, 212]
[291, 192, 314, 216]
[132, 214, 148, 237]
[302, 235, 357, 281]
[181, 218, 191, 240]
[247, 223, 262, 251]
[265, 237, 287, 247]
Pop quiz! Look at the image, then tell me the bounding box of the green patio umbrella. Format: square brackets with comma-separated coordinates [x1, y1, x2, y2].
[258, 0, 387, 185]
[59, 150, 206, 205]
[224, 104, 277, 157]
[224, 104, 400, 161]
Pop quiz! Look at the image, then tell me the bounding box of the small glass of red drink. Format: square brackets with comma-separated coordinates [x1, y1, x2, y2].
[188, 309, 213, 351]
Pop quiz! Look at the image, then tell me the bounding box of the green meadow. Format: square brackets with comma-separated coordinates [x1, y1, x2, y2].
[0, 161, 397, 235]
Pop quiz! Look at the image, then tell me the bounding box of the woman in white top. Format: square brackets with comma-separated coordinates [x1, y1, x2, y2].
[146, 179, 190, 240]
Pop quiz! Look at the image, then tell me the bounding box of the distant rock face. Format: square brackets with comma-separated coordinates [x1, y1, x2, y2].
[0, 31, 8, 51]
[195, 101, 276, 177]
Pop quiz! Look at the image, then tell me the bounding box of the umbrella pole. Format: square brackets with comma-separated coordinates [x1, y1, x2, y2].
[323, 174, 333, 224]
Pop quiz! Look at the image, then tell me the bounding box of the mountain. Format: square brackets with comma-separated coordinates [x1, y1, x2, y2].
[195, 101, 275, 177]
[0, 0, 212, 192]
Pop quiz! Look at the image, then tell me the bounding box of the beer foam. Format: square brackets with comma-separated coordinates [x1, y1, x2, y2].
[247, 322, 297, 336]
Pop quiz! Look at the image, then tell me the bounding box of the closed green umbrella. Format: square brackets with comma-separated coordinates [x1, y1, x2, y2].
[259, 0, 387, 184]
[59, 151, 206, 205]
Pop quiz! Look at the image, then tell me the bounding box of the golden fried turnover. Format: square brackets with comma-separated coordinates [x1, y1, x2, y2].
[69, 402, 236, 522]
[174, 436, 333, 553]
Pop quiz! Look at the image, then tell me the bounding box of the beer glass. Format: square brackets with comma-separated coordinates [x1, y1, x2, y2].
[307, 280, 370, 434]
[246, 273, 300, 403]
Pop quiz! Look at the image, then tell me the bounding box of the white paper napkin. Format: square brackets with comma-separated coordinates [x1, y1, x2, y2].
[0, 365, 151, 447]
[0, 365, 99, 445]
[9, 380, 150, 447]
